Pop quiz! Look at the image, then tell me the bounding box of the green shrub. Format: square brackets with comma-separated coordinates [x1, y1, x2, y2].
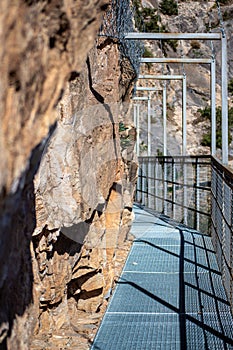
[143, 47, 153, 58]
[143, 47, 153, 70]
[199, 106, 233, 148]
[160, 0, 178, 16]
[133, 1, 160, 32]
[228, 107, 233, 128]
[228, 79, 233, 95]
[197, 106, 211, 120]
[165, 39, 178, 52]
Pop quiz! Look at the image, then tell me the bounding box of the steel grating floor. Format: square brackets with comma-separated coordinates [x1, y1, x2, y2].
[91, 205, 233, 349]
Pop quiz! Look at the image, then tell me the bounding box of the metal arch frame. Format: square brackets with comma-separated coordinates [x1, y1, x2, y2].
[137, 76, 186, 219]
[132, 103, 141, 156]
[134, 94, 152, 157]
[125, 32, 228, 164]
[133, 96, 151, 157]
[134, 86, 167, 210]
[138, 74, 187, 156]
[132, 95, 151, 156]
[140, 57, 217, 156]
[135, 86, 167, 156]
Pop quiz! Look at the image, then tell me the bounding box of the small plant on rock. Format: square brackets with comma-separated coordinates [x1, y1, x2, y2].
[160, 0, 178, 16]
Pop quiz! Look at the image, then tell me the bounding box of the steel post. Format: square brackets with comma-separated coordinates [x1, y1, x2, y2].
[163, 84, 167, 156]
[172, 161, 176, 220]
[133, 104, 137, 155]
[133, 104, 137, 126]
[147, 95, 151, 156]
[211, 58, 216, 156]
[221, 34, 228, 165]
[183, 75, 187, 156]
[183, 160, 188, 225]
[163, 160, 167, 215]
[155, 159, 158, 210]
[136, 104, 140, 156]
[196, 160, 200, 231]
[147, 96, 152, 208]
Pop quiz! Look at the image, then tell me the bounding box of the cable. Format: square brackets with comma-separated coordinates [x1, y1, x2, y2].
[215, 0, 226, 37]
[156, 1, 165, 76]
[208, 17, 216, 60]
[175, 0, 185, 76]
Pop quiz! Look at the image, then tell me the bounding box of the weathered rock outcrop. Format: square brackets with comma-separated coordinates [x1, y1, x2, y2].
[0, 1, 137, 349]
[31, 39, 137, 349]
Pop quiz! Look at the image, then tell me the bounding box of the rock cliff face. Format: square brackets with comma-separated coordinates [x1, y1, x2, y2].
[31, 40, 137, 349]
[0, 1, 137, 349]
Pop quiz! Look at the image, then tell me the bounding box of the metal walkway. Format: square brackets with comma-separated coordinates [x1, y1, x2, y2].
[91, 205, 233, 349]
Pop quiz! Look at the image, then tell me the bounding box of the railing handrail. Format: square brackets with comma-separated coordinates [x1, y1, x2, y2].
[211, 155, 233, 188]
[136, 153, 233, 311]
[138, 154, 213, 159]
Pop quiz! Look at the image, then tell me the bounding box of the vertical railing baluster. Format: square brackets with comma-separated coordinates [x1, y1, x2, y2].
[148, 158, 152, 208]
[196, 158, 200, 231]
[163, 158, 167, 215]
[183, 158, 188, 225]
[172, 159, 176, 221]
[155, 158, 158, 211]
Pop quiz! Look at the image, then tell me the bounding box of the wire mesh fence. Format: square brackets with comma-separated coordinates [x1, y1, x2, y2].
[135, 156, 212, 233]
[211, 157, 233, 310]
[99, 0, 144, 75]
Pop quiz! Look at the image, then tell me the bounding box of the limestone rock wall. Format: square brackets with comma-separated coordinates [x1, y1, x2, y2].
[31, 40, 137, 349]
[0, 1, 137, 349]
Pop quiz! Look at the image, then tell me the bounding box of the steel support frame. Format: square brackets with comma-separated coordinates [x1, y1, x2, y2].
[133, 95, 151, 156]
[134, 87, 165, 208]
[140, 57, 217, 156]
[133, 104, 141, 156]
[127, 32, 228, 164]
[135, 86, 167, 155]
[138, 75, 187, 220]
[138, 74, 187, 156]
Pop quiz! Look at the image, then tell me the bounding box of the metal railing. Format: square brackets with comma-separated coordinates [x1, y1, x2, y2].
[136, 155, 212, 232]
[135, 155, 233, 308]
[211, 157, 233, 308]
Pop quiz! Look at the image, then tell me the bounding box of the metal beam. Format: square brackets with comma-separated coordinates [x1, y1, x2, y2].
[136, 86, 162, 91]
[125, 32, 222, 40]
[139, 74, 184, 80]
[140, 58, 213, 64]
[132, 96, 149, 101]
